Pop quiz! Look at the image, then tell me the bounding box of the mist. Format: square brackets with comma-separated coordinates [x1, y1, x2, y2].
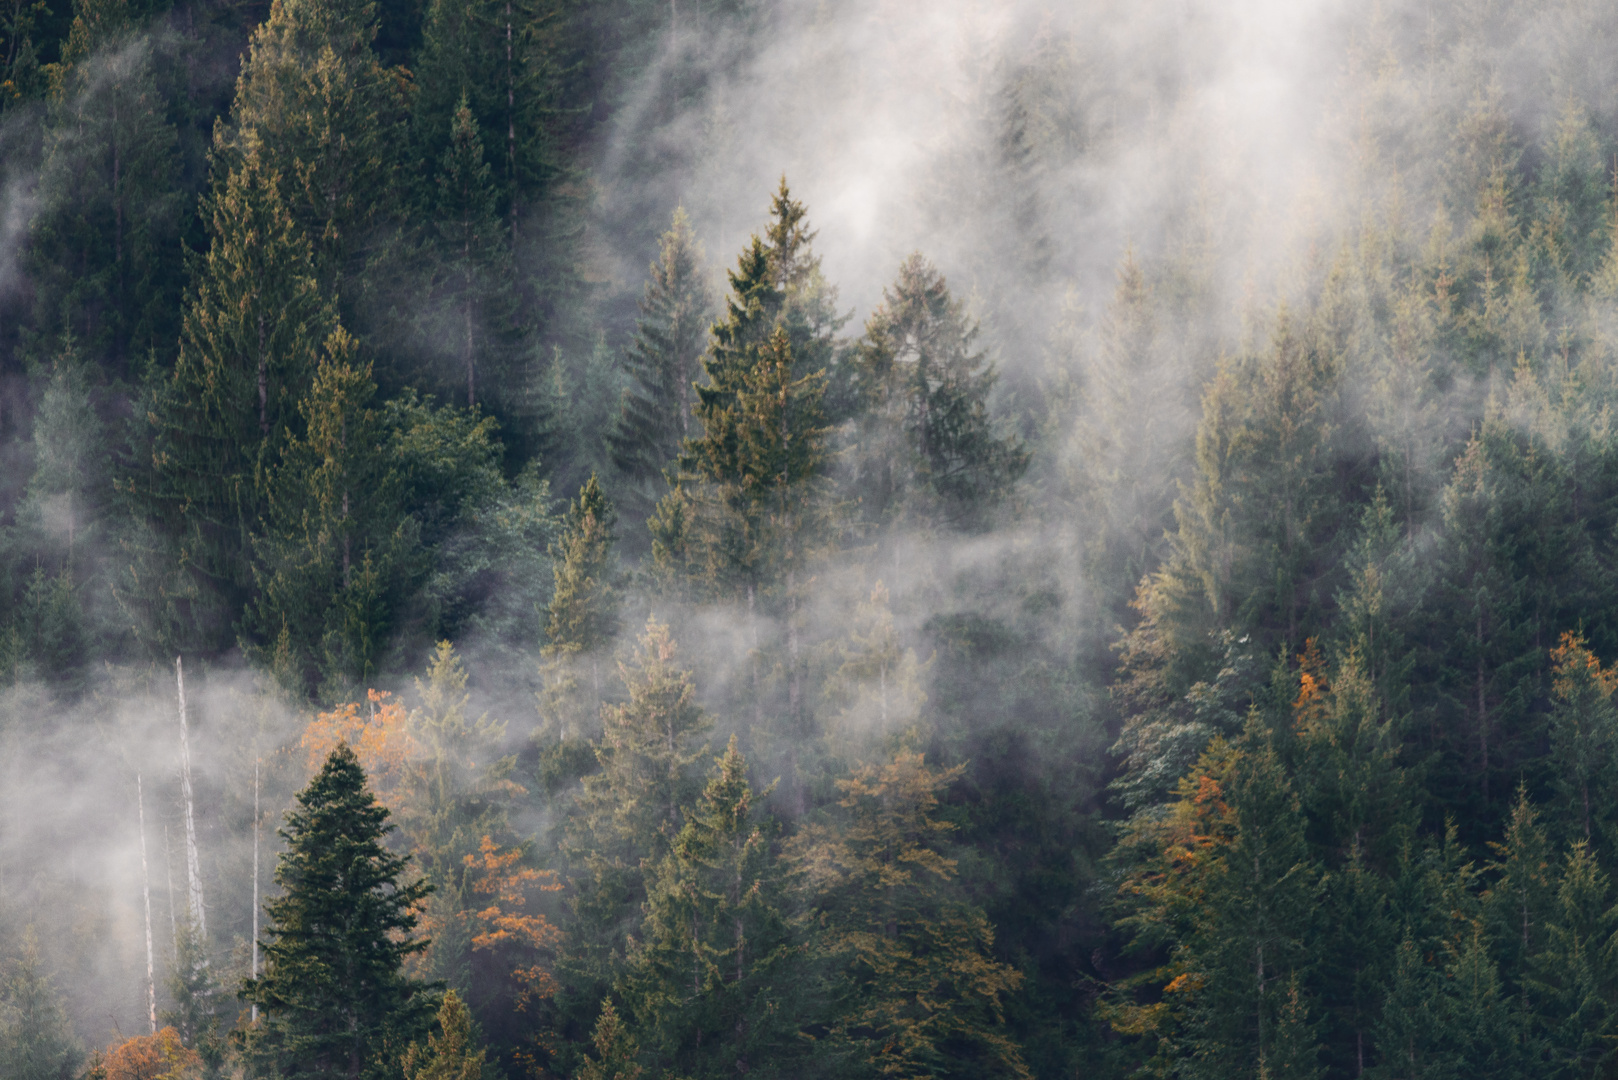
[4, 0, 1618, 1074]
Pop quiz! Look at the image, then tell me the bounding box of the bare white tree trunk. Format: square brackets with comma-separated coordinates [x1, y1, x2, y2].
[177, 657, 206, 936]
[164, 824, 177, 959]
[251, 757, 260, 1023]
[138, 773, 156, 1035]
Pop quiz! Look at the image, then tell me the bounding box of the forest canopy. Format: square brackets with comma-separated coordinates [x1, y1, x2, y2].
[7, 0, 1618, 1078]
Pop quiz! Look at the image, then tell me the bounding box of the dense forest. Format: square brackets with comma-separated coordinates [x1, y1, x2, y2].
[8, 0, 1618, 1077]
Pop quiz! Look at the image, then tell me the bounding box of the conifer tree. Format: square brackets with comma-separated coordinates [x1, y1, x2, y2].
[561, 618, 710, 989]
[249, 327, 412, 696]
[575, 1000, 641, 1080]
[853, 254, 1028, 532]
[420, 93, 523, 412]
[402, 991, 488, 1080]
[619, 736, 800, 1078]
[411, 0, 571, 238]
[607, 208, 711, 502]
[1524, 842, 1618, 1078]
[19, 339, 103, 573]
[788, 750, 1030, 1080]
[242, 743, 434, 1080]
[218, 0, 405, 304]
[30, 0, 181, 371]
[1484, 786, 1557, 991]
[131, 134, 331, 655]
[1546, 630, 1618, 843]
[540, 473, 620, 738]
[818, 580, 929, 745]
[0, 938, 81, 1080]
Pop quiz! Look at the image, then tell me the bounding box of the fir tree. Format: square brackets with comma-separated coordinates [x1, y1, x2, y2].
[250, 327, 414, 697]
[0, 937, 81, 1080]
[129, 134, 331, 655]
[1546, 630, 1618, 844]
[30, 0, 181, 371]
[561, 618, 710, 995]
[852, 254, 1028, 532]
[242, 743, 435, 1080]
[402, 991, 488, 1080]
[539, 473, 620, 738]
[420, 92, 523, 413]
[619, 736, 800, 1079]
[607, 208, 711, 505]
[788, 750, 1030, 1080]
[575, 999, 641, 1080]
[218, 0, 405, 304]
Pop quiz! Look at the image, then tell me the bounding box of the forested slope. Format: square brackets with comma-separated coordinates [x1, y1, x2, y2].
[6, 1, 1618, 1078]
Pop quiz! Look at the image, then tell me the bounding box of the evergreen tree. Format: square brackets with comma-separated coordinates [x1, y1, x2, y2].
[818, 580, 929, 746]
[30, 0, 181, 371]
[619, 736, 800, 1078]
[129, 134, 331, 655]
[560, 618, 710, 996]
[607, 207, 710, 509]
[788, 750, 1030, 1080]
[163, 919, 225, 1077]
[1524, 842, 1618, 1079]
[540, 473, 620, 739]
[852, 253, 1028, 532]
[249, 327, 414, 697]
[242, 743, 435, 1080]
[1546, 630, 1618, 844]
[402, 991, 488, 1080]
[575, 999, 641, 1080]
[0, 938, 81, 1080]
[417, 92, 524, 414]
[218, 0, 405, 306]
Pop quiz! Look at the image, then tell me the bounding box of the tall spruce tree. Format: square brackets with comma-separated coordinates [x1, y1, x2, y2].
[560, 618, 710, 998]
[250, 327, 413, 697]
[788, 751, 1030, 1080]
[243, 743, 434, 1080]
[219, 0, 405, 308]
[30, 0, 182, 372]
[852, 254, 1027, 532]
[129, 132, 332, 655]
[540, 472, 620, 738]
[607, 208, 711, 508]
[420, 93, 523, 413]
[618, 736, 801, 1079]
[0, 938, 81, 1080]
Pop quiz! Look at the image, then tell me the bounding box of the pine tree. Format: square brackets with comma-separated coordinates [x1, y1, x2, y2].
[162, 919, 225, 1077]
[242, 743, 435, 1080]
[561, 618, 710, 990]
[411, 0, 571, 238]
[818, 580, 929, 746]
[619, 736, 800, 1078]
[418, 92, 523, 413]
[575, 1000, 641, 1080]
[1524, 842, 1618, 1078]
[1483, 785, 1557, 993]
[607, 208, 711, 504]
[788, 750, 1030, 1080]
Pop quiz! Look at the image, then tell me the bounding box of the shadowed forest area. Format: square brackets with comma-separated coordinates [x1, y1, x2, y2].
[8, 0, 1618, 1077]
